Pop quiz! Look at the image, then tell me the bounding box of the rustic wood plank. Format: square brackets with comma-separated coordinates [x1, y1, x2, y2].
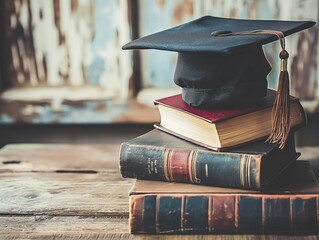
[1, 144, 318, 174]
[0, 144, 134, 238]
[0, 144, 120, 172]
[0, 144, 317, 239]
[0, 232, 132, 240]
[0, 215, 317, 240]
[1, 233, 317, 240]
[0, 215, 128, 233]
[0, 172, 133, 216]
[0, 214, 317, 240]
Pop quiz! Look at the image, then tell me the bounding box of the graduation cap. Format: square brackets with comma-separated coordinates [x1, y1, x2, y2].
[123, 16, 315, 148]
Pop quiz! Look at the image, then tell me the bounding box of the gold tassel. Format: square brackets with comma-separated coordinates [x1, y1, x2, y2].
[213, 30, 291, 149]
[266, 50, 290, 149]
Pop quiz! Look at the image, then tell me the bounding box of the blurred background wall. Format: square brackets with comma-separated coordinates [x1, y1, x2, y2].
[0, 0, 318, 147]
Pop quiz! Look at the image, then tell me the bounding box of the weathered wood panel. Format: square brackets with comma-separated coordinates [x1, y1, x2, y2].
[286, 0, 319, 111]
[0, 144, 120, 172]
[139, 0, 193, 88]
[3, 0, 132, 100]
[0, 144, 318, 238]
[0, 144, 133, 217]
[0, 216, 129, 234]
[2, 143, 318, 172]
[0, 172, 132, 216]
[0, 232, 132, 240]
[0, 143, 133, 238]
[138, 0, 319, 109]
[1, 227, 318, 240]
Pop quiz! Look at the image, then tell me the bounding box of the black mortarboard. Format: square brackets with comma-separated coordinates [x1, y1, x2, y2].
[123, 16, 315, 148]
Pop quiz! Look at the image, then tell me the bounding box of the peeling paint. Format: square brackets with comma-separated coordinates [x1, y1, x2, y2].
[4, 0, 132, 100]
[287, 0, 318, 101]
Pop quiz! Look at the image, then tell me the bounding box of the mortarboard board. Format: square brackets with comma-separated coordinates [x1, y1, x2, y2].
[122, 16, 315, 148]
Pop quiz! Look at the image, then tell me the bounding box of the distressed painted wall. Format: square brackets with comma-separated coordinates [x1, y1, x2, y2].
[139, 0, 194, 88]
[1, 0, 318, 123]
[4, 0, 132, 99]
[138, 0, 318, 102]
[287, 0, 318, 101]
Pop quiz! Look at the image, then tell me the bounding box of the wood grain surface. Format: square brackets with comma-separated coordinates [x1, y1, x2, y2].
[0, 144, 318, 239]
[0, 144, 120, 172]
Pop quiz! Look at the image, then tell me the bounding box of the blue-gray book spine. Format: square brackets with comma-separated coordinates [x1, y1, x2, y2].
[130, 194, 318, 234]
[120, 129, 297, 190]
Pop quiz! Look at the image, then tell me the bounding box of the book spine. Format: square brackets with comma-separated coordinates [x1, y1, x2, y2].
[120, 143, 261, 189]
[130, 194, 318, 234]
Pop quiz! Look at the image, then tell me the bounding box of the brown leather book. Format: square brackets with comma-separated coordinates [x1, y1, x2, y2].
[129, 161, 319, 234]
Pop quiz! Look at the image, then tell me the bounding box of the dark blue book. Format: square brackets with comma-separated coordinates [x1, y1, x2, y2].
[120, 129, 299, 190]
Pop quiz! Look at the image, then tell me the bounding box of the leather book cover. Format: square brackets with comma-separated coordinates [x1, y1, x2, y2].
[130, 161, 318, 195]
[120, 129, 298, 189]
[129, 161, 319, 234]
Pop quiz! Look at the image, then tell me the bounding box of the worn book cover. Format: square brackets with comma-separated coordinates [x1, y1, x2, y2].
[120, 129, 299, 190]
[129, 161, 319, 234]
[154, 89, 306, 150]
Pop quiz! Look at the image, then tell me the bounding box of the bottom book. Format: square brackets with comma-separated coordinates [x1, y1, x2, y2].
[129, 161, 319, 234]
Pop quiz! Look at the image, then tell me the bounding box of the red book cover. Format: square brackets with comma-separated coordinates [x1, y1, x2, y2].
[154, 89, 297, 123]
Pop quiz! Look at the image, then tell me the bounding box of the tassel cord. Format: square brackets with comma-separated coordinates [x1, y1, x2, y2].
[214, 30, 291, 149]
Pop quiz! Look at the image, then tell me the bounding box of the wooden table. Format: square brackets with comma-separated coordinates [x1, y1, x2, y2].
[0, 144, 319, 240]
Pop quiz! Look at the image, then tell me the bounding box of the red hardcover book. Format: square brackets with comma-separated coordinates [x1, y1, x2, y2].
[154, 89, 306, 151]
[129, 161, 319, 234]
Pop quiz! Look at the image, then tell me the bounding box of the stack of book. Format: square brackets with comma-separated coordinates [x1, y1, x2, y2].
[119, 89, 319, 235]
